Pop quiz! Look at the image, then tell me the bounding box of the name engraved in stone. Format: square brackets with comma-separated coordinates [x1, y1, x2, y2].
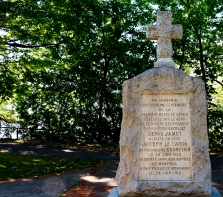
[138, 93, 192, 181]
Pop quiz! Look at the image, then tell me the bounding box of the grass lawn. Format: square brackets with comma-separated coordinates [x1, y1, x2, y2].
[0, 152, 106, 181]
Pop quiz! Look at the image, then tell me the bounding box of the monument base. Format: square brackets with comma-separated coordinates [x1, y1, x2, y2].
[116, 67, 211, 196]
[107, 187, 222, 197]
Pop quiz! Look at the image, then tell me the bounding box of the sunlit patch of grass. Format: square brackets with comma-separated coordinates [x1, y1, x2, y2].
[0, 164, 6, 168]
[32, 159, 41, 162]
[0, 153, 106, 181]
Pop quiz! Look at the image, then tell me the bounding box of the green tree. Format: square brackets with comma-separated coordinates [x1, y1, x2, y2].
[0, 101, 18, 122]
[0, 0, 155, 143]
[148, 0, 223, 150]
[1, 0, 222, 148]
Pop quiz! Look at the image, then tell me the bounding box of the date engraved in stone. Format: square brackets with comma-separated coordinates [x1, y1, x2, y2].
[138, 93, 192, 181]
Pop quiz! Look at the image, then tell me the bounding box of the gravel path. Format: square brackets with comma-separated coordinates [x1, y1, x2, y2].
[0, 142, 119, 160]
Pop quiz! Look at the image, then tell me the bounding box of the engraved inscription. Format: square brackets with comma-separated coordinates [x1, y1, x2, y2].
[138, 93, 192, 180]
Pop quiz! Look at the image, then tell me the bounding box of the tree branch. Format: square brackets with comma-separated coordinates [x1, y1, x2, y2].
[213, 79, 223, 87]
[5, 42, 59, 48]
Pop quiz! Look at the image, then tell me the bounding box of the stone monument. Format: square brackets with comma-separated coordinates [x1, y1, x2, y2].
[114, 11, 212, 197]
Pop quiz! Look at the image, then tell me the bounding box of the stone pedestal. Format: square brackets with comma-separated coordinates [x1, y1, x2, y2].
[107, 187, 222, 197]
[115, 67, 212, 197]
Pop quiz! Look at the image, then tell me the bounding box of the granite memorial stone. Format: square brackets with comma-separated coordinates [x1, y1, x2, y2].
[115, 11, 212, 197]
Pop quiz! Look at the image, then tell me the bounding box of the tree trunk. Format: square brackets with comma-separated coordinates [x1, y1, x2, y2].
[193, 26, 208, 93]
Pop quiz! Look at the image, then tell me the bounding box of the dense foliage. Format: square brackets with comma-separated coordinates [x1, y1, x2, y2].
[0, 0, 222, 149]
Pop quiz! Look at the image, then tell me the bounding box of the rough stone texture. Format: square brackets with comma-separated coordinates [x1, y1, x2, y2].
[146, 11, 182, 68]
[115, 67, 212, 197]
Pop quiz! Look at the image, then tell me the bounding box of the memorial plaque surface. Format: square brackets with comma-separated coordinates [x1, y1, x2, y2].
[138, 93, 192, 180]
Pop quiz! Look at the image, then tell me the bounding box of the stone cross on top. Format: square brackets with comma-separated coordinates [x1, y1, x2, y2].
[146, 11, 182, 68]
